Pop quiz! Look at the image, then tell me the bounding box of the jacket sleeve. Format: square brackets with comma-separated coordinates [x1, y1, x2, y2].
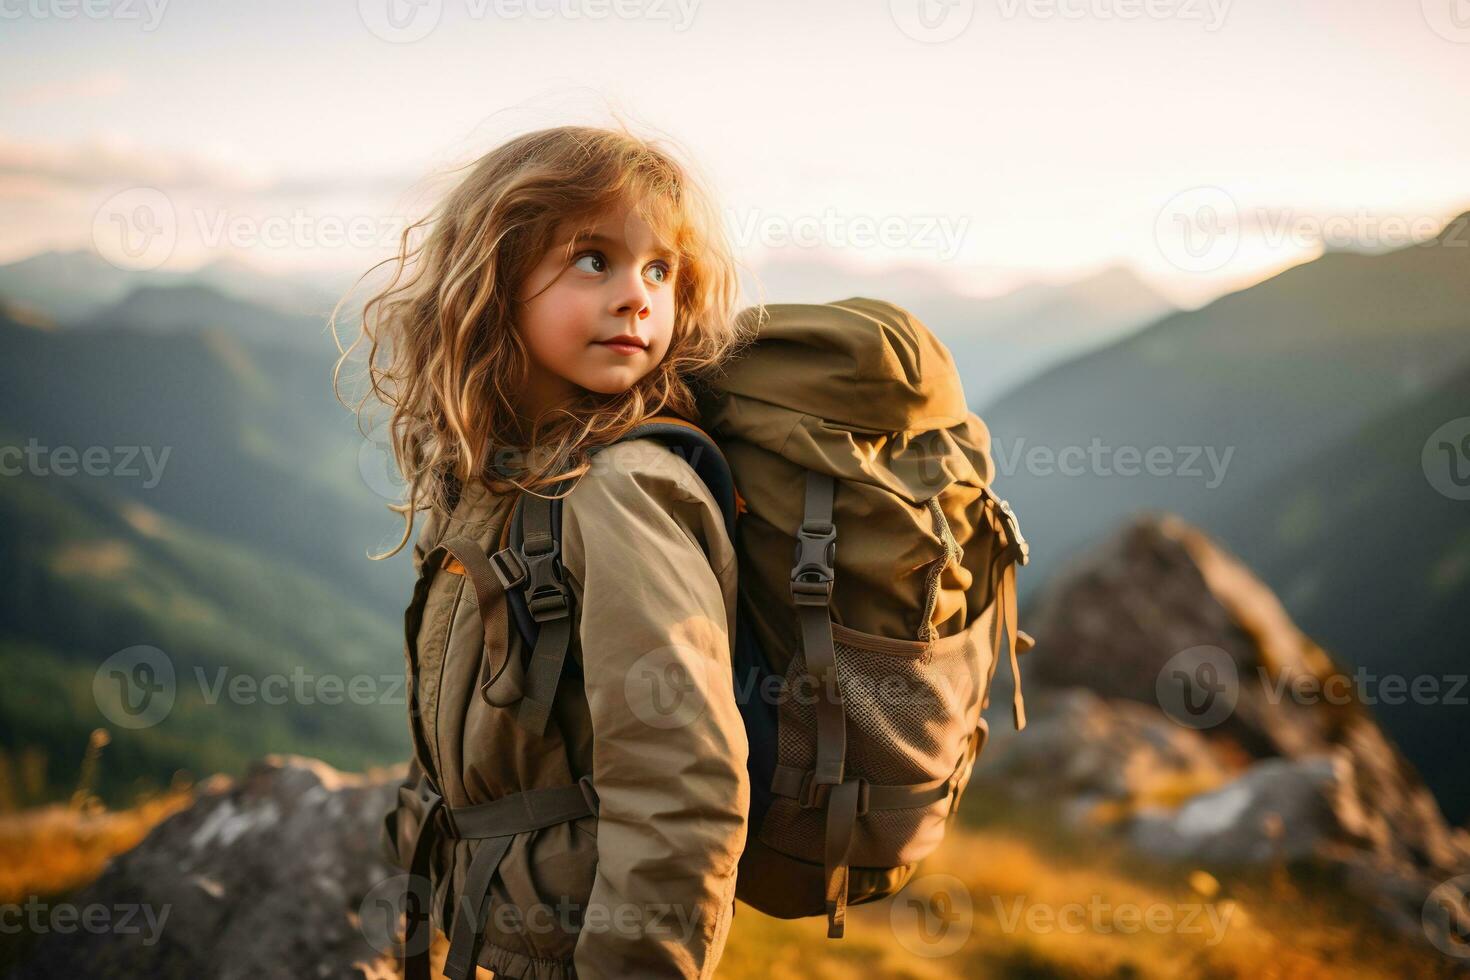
[559, 442, 749, 980]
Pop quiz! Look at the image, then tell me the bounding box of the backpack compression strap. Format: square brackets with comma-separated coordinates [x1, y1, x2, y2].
[787, 469, 862, 938]
[790, 475, 1033, 938]
[979, 488, 1032, 732]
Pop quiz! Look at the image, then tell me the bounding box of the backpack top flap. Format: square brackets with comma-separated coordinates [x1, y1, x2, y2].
[698, 298, 993, 509]
[696, 298, 1004, 649]
[717, 297, 971, 433]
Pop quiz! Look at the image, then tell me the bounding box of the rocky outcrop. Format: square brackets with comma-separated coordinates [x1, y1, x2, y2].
[10, 755, 406, 980]
[973, 514, 1470, 958]
[971, 686, 1232, 827]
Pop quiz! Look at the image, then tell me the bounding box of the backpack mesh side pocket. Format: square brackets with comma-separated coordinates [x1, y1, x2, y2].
[758, 610, 993, 869]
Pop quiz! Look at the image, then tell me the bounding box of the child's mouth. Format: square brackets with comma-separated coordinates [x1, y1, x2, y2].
[596, 341, 645, 356]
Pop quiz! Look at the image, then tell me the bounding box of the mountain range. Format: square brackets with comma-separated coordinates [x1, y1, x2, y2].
[1, 222, 1465, 822]
[981, 212, 1470, 820]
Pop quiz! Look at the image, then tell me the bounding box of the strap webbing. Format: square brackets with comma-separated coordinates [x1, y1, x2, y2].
[399, 777, 598, 980]
[446, 780, 598, 838]
[978, 489, 1029, 731]
[822, 779, 861, 938]
[767, 759, 959, 811]
[795, 471, 844, 786]
[442, 834, 513, 980]
[985, 549, 1027, 732]
[432, 538, 521, 704]
[402, 777, 446, 980]
[1001, 561, 1026, 730]
[515, 492, 573, 737]
[789, 471, 860, 937]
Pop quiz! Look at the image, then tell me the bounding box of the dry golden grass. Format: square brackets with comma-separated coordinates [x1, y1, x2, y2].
[718, 820, 1461, 980]
[0, 788, 194, 904]
[1, 771, 1458, 980]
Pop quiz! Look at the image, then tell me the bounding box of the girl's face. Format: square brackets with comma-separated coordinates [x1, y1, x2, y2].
[514, 202, 678, 421]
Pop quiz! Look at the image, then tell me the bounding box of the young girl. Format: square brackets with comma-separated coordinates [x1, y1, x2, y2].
[336, 126, 756, 979]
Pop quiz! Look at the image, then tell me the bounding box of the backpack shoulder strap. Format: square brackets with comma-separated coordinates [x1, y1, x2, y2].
[611, 415, 741, 541]
[493, 416, 740, 738]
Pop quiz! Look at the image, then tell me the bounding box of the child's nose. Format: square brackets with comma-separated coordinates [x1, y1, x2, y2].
[609, 270, 652, 318]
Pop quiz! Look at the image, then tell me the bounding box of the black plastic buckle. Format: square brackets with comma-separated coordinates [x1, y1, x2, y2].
[519, 538, 570, 622]
[489, 548, 527, 590]
[790, 520, 837, 607]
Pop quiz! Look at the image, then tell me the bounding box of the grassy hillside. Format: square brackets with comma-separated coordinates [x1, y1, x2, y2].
[0, 467, 406, 807]
[1217, 362, 1470, 822]
[983, 213, 1470, 586]
[0, 301, 414, 612]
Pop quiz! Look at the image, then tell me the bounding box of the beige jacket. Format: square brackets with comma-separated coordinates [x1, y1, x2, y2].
[406, 437, 749, 979]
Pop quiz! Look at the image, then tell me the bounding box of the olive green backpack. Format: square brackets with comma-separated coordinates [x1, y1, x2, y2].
[695, 298, 1031, 937]
[380, 297, 1031, 972]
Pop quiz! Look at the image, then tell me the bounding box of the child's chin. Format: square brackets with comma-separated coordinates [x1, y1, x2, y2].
[580, 375, 640, 396]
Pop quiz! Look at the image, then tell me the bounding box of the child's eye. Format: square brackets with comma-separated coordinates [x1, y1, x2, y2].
[572, 251, 606, 274]
[645, 261, 672, 285]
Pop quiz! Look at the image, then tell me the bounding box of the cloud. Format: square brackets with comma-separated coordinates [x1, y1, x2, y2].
[0, 132, 423, 200]
[0, 133, 442, 273]
[9, 72, 130, 108]
[0, 132, 264, 192]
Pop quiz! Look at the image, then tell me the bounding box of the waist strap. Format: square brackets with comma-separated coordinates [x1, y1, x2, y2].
[398, 772, 599, 980]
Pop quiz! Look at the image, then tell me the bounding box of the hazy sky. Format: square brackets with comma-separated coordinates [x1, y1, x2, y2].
[2, 0, 1467, 307]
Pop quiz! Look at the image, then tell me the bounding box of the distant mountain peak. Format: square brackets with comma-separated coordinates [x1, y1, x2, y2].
[1436, 210, 1470, 245]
